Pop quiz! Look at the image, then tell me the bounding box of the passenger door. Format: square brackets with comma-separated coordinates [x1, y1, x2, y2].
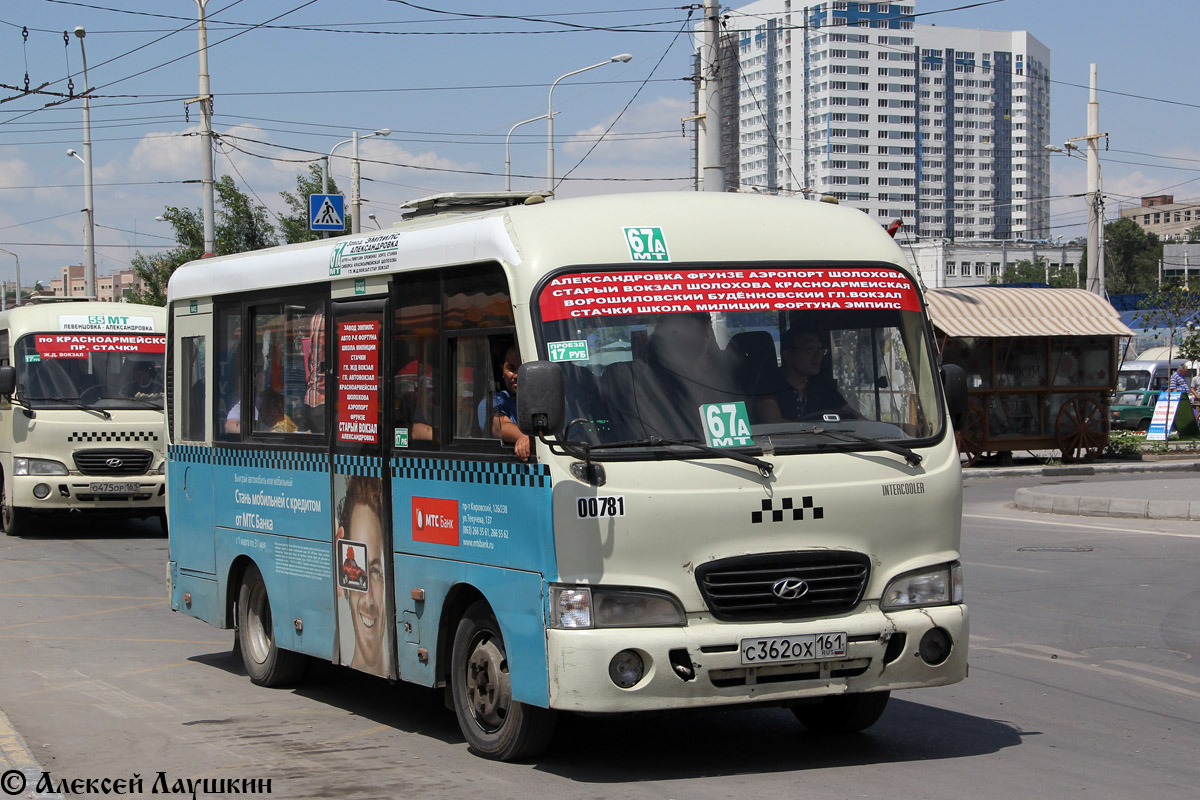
[169, 306, 215, 573]
[329, 299, 395, 679]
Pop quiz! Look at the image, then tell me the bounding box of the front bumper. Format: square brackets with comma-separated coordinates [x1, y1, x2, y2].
[11, 473, 165, 513]
[546, 603, 967, 712]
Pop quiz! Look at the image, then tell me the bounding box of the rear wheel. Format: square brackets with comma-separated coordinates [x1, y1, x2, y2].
[791, 691, 890, 734]
[236, 563, 305, 687]
[450, 600, 557, 761]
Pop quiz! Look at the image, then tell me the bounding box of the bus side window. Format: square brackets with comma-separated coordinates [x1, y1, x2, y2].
[443, 265, 516, 454]
[393, 272, 441, 449]
[180, 336, 205, 442]
[215, 306, 243, 440]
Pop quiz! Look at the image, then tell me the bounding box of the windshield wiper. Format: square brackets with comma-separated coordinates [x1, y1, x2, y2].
[795, 426, 922, 467]
[98, 394, 162, 409]
[579, 434, 774, 477]
[62, 400, 112, 420]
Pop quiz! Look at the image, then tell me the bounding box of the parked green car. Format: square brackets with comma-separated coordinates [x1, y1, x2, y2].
[1109, 390, 1159, 431]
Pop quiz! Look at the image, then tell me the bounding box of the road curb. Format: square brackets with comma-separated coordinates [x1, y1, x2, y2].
[964, 459, 1200, 481]
[0, 704, 61, 799]
[1014, 486, 1200, 520]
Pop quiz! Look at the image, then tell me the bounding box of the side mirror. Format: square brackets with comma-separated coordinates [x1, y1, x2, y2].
[516, 361, 564, 437]
[940, 363, 968, 428]
[0, 365, 15, 397]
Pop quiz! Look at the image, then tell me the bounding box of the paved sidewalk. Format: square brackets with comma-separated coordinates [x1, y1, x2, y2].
[962, 455, 1200, 520]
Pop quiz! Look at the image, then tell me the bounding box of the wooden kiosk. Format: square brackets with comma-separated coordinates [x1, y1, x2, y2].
[927, 287, 1133, 464]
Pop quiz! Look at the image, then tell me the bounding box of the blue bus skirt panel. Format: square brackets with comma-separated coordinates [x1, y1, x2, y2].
[168, 445, 217, 575]
[212, 528, 335, 662]
[392, 553, 549, 708]
[169, 560, 222, 626]
[390, 456, 556, 577]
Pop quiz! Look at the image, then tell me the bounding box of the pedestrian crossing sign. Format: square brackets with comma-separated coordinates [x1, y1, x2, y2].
[309, 193, 345, 231]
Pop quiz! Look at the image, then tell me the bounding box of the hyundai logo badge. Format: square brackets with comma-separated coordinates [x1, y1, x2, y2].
[771, 577, 809, 600]
[106, 457, 123, 468]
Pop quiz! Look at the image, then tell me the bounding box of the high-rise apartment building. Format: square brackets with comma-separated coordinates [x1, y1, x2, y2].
[701, 1, 1051, 240]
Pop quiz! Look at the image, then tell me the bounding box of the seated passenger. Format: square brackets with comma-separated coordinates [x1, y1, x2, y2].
[490, 344, 531, 461]
[123, 361, 163, 397]
[756, 328, 857, 423]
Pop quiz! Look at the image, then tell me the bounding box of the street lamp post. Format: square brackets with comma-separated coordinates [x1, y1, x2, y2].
[547, 54, 632, 194]
[73, 27, 95, 299]
[324, 128, 390, 235]
[66, 148, 93, 299]
[506, 113, 552, 191]
[0, 248, 20, 309]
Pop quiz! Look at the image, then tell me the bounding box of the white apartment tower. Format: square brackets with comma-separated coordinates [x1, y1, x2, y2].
[704, 1, 1051, 240]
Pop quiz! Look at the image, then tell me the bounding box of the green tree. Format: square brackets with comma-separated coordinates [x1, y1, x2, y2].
[1103, 217, 1161, 293]
[279, 163, 346, 244]
[129, 175, 278, 305]
[1186, 224, 1200, 243]
[992, 257, 1046, 284]
[1133, 284, 1200, 357]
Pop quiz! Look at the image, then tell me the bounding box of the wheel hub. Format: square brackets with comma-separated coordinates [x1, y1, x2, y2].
[465, 633, 510, 731]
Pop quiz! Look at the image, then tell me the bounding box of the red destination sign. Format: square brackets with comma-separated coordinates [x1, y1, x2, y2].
[336, 319, 380, 444]
[538, 267, 921, 321]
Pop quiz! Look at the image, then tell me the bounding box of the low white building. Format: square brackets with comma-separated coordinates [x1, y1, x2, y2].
[902, 239, 1083, 289]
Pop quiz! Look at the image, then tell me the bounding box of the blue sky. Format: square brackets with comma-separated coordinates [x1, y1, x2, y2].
[1, 0, 1197, 287]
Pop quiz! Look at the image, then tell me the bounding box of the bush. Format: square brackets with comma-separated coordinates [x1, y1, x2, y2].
[1105, 430, 1143, 459]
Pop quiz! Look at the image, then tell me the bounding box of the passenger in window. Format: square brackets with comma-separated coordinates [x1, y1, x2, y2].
[490, 343, 531, 461]
[757, 328, 858, 423]
[303, 310, 325, 431]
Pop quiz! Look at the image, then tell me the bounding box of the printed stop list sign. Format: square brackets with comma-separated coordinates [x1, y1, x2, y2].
[538, 267, 921, 321]
[337, 319, 380, 444]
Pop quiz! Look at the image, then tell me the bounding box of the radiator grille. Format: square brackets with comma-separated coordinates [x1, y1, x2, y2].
[695, 551, 870, 622]
[72, 449, 154, 476]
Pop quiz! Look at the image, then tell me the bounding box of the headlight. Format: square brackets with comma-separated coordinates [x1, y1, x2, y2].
[549, 585, 686, 629]
[880, 562, 963, 610]
[13, 457, 69, 476]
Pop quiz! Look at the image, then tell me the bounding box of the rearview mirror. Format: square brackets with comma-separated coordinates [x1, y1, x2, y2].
[516, 361, 564, 437]
[0, 365, 15, 397]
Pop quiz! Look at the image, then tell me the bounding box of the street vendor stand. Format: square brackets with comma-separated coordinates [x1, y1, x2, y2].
[927, 287, 1133, 463]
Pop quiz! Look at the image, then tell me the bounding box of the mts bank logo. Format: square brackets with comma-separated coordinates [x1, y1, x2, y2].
[412, 497, 459, 546]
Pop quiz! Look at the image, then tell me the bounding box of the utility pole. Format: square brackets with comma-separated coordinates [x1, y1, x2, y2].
[192, 0, 215, 256]
[1082, 64, 1104, 296]
[351, 131, 361, 234]
[699, 0, 725, 192]
[75, 27, 95, 299]
[0, 248, 20, 308]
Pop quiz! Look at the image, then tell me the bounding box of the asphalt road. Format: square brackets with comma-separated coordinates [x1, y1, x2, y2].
[1, 475, 1198, 799]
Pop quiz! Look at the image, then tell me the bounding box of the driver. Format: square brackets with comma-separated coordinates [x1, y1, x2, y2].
[756, 328, 857, 422]
[124, 361, 162, 397]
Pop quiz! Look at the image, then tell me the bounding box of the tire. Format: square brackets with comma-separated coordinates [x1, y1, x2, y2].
[1136, 418, 1151, 432]
[236, 563, 306, 687]
[1, 479, 29, 537]
[450, 600, 557, 761]
[791, 691, 890, 734]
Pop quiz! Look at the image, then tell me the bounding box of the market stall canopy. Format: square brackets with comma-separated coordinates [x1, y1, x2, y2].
[926, 287, 1134, 338]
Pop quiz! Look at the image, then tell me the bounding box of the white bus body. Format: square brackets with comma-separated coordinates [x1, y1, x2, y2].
[0, 301, 167, 535]
[166, 192, 967, 760]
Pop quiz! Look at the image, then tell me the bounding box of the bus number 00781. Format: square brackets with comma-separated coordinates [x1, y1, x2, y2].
[576, 496, 626, 519]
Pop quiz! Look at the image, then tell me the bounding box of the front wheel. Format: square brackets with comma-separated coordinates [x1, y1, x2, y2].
[791, 691, 890, 734]
[236, 563, 306, 687]
[450, 600, 556, 761]
[1, 479, 29, 537]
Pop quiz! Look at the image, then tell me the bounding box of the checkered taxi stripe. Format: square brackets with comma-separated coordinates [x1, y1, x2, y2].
[333, 453, 381, 478]
[392, 456, 550, 488]
[69, 430, 159, 443]
[169, 444, 211, 464]
[215, 448, 328, 474]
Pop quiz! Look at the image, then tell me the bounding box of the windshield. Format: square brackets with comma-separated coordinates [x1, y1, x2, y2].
[15, 332, 166, 410]
[537, 265, 942, 456]
[1115, 370, 1151, 392]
